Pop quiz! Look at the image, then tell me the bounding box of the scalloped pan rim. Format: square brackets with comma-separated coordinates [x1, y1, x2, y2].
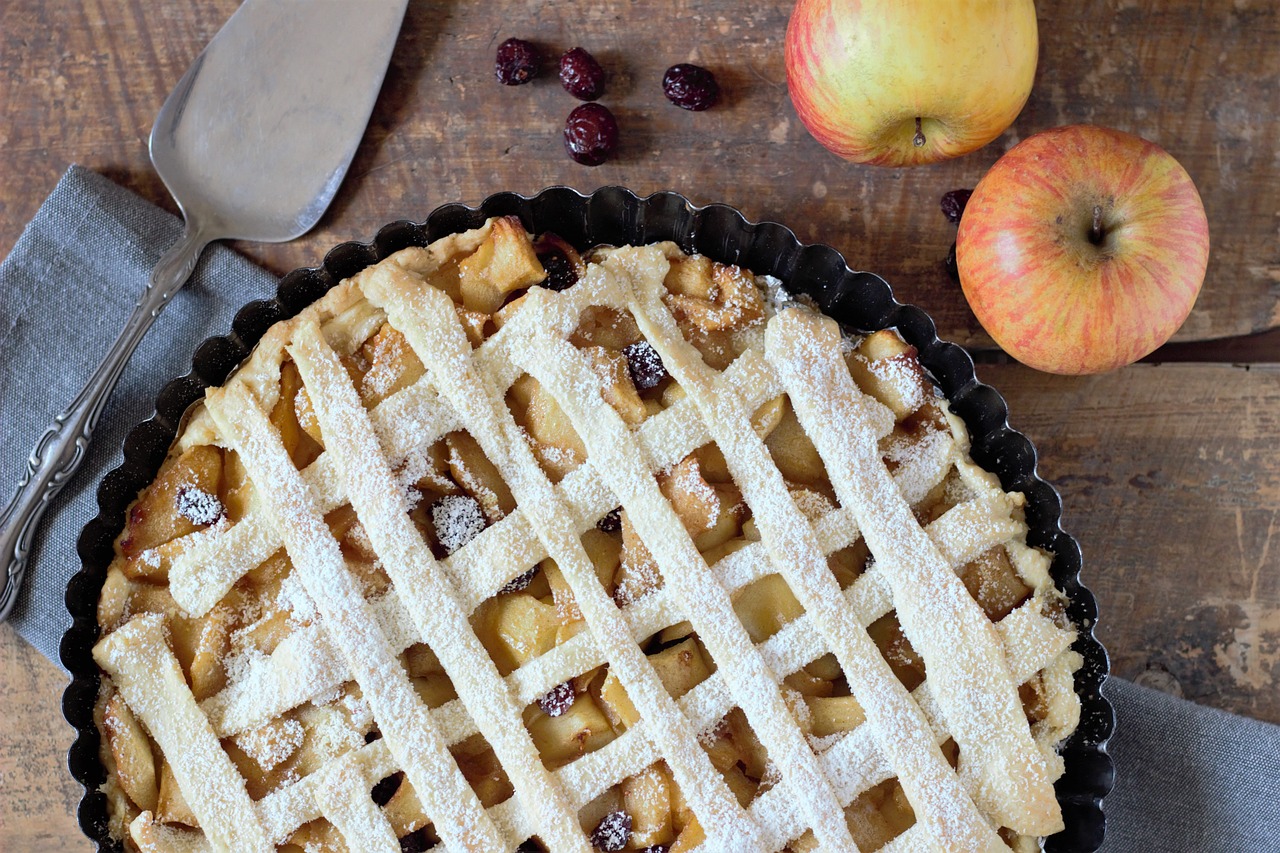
[62, 186, 1114, 853]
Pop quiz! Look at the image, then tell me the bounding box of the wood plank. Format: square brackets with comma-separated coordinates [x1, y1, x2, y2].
[1, 0, 1277, 347]
[970, 326, 1280, 365]
[985, 362, 1280, 723]
[0, 625, 87, 851]
[1145, 327, 1280, 364]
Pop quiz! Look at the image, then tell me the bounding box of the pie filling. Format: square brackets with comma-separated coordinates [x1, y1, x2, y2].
[92, 217, 1081, 853]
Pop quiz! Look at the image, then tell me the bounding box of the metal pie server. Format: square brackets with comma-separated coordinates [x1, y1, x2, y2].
[0, 0, 409, 621]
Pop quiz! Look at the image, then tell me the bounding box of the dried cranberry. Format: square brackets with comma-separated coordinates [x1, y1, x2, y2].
[177, 486, 223, 526]
[538, 248, 578, 291]
[498, 566, 538, 595]
[563, 103, 619, 166]
[596, 507, 622, 533]
[638, 847, 670, 853]
[590, 810, 632, 851]
[559, 47, 605, 100]
[662, 63, 719, 111]
[944, 242, 959, 282]
[401, 829, 435, 853]
[622, 341, 667, 391]
[495, 38, 540, 85]
[538, 681, 576, 717]
[431, 494, 486, 555]
[940, 189, 973, 225]
[370, 773, 402, 806]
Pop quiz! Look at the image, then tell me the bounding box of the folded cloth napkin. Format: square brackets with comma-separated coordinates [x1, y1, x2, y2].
[0, 165, 276, 656]
[1100, 678, 1280, 851]
[2, 166, 1279, 850]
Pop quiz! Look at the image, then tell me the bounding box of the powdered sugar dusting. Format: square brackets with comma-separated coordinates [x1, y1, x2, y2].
[589, 809, 632, 851]
[177, 486, 224, 526]
[767, 308, 1063, 841]
[286, 307, 601, 851]
[865, 354, 927, 413]
[431, 494, 487, 555]
[622, 340, 667, 391]
[359, 325, 412, 402]
[276, 567, 318, 624]
[883, 428, 952, 507]
[236, 718, 305, 772]
[93, 615, 276, 851]
[762, 277, 860, 356]
[512, 250, 859, 847]
[665, 458, 720, 529]
[537, 681, 576, 717]
[206, 369, 510, 850]
[97, 225, 1080, 853]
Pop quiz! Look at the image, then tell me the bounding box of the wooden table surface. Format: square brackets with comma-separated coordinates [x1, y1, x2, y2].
[1, 1, 1277, 848]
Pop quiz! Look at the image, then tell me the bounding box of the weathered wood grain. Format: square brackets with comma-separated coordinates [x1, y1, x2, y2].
[1, 0, 1277, 347]
[0, 625, 87, 851]
[987, 362, 1280, 723]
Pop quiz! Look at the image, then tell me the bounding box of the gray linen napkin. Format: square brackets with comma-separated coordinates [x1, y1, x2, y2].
[2, 166, 1278, 850]
[1100, 678, 1280, 850]
[0, 165, 275, 656]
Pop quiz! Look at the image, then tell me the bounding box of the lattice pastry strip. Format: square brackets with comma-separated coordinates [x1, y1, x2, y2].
[311, 750, 401, 853]
[169, 235, 629, 617]
[200, 582, 418, 737]
[441, 348, 784, 612]
[743, 599, 1073, 852]
[454, 589, 1065, 853]
[168, 290, 763, 620]
[589, 248, 1005, 849]
[286, 315, 596, 851]
[253, 738, 397, 844]
[197, 419, 997, 747]
[170, 378, 459, 617]
[94, 614, 274, 853]
[766, 307, 1062, 835]
[206, 381, 509, 851]
[140, 370, 1063, 853]
[183, 294, 1059, 850]
[501, 315, 857, 843]
[162, 316, 776, 740]
[360, 261, 764, 850]
[128, 811, 213, 853]
[197, 564, 1070, 851]
[93, 218, 1083, 853]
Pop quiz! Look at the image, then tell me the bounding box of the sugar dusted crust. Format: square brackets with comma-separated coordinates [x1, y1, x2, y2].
[93, 217, 1080, 853]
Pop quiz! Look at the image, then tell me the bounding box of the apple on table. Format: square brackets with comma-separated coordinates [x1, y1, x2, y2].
[956, 125, 1210, 375]
[785, 0, 1038, 166]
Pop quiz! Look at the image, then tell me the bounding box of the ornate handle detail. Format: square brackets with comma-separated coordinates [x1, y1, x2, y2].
[0, 228, 210, 622]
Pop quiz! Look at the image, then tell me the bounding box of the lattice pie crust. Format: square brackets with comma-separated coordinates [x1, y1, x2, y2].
[93, 217, 1081, 853]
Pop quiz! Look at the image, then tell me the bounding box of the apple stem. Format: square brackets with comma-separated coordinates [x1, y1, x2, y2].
[913, 117, 926, 147]
[1089, 205, 1104, 245]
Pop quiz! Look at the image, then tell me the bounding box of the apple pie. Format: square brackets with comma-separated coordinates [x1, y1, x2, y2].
[91, 216, 1082, 853]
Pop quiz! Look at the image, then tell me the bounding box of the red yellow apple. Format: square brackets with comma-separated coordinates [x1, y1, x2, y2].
[785, 0, 1038, 167]
[956, 125, 1210, 374]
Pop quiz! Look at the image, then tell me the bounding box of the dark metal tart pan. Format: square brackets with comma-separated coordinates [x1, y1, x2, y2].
[63, 185, 1114, 852]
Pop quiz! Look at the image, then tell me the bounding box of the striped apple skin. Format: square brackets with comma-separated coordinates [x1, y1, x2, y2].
[785, 0, 1037, 167]
[956, 125, 1210, 375]
[785, 0, 861, 158]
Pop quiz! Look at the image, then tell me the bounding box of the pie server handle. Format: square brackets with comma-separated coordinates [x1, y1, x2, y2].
[0, 229, 208, 623]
